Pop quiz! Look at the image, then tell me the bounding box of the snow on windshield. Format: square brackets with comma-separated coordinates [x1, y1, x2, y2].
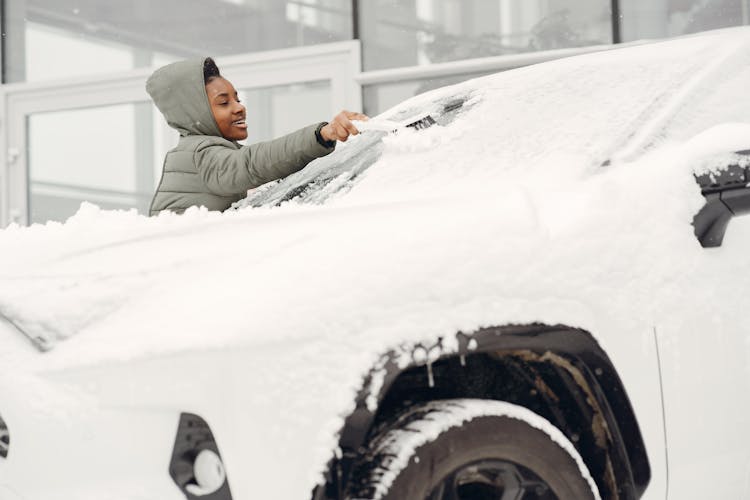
[232, 95, 474, 208]
[235, 28, 750, 209]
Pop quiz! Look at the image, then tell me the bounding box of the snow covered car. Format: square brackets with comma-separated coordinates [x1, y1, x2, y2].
[2, 26, 750, 500]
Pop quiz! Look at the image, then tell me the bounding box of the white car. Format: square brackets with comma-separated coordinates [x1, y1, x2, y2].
[1, 27, 750, 500]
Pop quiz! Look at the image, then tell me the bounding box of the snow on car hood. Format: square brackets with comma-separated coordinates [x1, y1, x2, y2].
[1, 28, 750, 499]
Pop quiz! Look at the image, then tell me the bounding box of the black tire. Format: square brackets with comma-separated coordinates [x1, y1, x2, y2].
[345, 399, 599, 500]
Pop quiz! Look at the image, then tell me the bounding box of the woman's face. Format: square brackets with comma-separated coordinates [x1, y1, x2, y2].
[205, 77, 248, 141]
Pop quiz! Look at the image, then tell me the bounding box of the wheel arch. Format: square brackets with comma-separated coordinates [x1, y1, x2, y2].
[313, 323, 650, 500]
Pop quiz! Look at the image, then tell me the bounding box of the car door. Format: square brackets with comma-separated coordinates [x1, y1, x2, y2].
[657, 159, 750, 499]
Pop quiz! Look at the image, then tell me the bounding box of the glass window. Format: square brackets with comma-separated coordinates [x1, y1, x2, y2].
[359, 0, 613, 71]
[25, 22, 136, 82]
[28, 104, 157, 223]
[4, 0, 353, 83]
[620, 0, 750, 41]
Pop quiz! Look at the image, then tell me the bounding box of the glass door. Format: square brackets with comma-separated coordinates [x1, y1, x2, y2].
[27, 102, 160, 223]
[2, 41, 361, 226]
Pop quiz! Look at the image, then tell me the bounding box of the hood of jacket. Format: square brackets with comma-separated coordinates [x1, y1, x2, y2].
[146, 57, 222, 137]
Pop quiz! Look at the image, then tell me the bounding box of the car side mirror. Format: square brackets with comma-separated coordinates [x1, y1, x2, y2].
[693, 149, 750, 247]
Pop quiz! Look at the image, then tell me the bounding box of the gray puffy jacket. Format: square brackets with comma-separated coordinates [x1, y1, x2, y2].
[146, 57, 334, 215]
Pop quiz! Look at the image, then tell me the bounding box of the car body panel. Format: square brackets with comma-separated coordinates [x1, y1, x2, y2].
[657, 214, 750, 499]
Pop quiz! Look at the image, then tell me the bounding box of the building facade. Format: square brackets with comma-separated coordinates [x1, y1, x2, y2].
[1, 0, 748, 226]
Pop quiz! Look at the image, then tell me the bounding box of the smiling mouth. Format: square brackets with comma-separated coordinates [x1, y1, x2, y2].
[232, 119, 247, 128]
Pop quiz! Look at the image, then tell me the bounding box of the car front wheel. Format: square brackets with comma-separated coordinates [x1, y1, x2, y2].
[345, 399, 600, 500]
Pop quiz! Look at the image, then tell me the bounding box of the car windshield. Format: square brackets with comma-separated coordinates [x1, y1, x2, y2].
[233, 30, 750, 212]
[232, 94, 475, 209]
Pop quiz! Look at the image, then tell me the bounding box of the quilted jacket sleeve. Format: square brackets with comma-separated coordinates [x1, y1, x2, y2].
[194, 122, 334, 196]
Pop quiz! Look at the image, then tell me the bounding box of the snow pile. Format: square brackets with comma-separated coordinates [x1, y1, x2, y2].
[2, 30, 747, 352]
[0, 203, 239, 347]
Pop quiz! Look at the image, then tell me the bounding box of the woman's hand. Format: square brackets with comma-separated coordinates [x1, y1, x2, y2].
[321, 110, 369, 142]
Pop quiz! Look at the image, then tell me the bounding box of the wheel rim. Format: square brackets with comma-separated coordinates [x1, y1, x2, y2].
[427, 459, 556, 500]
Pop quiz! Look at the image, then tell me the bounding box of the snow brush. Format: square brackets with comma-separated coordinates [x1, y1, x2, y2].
[352, 113, 436, 134]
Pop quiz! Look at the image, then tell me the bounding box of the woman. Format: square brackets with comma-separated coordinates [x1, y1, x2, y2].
[146, 57, 367, 215]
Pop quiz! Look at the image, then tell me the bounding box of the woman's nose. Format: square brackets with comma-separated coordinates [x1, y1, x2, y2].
[233, 101, 245, 113]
